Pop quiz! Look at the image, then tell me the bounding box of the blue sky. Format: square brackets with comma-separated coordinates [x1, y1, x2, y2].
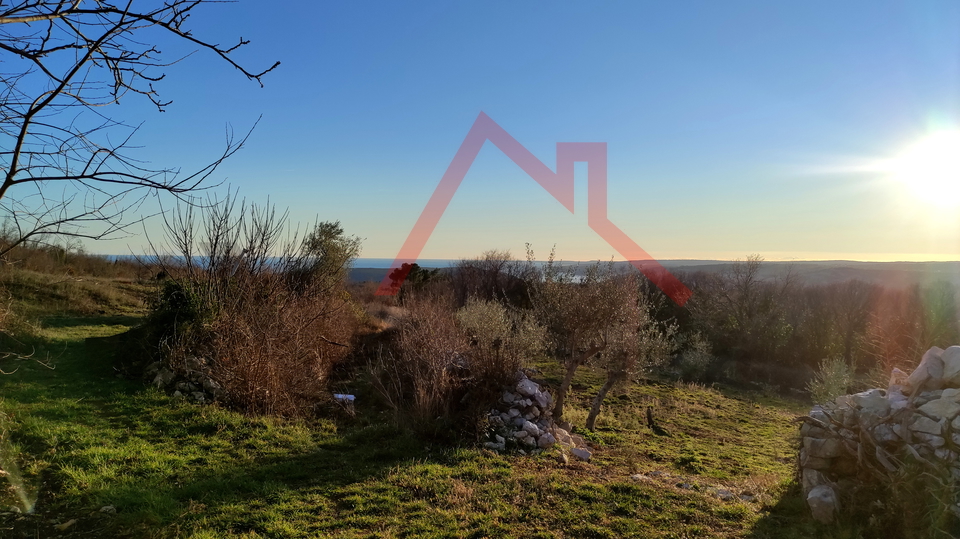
[96, 1, 960, 261]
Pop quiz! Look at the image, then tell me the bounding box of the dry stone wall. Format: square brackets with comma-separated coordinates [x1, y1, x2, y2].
[799, 346, 960, 523]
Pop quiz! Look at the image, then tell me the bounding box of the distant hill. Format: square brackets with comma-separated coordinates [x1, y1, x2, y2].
[350, 260, 960, 289]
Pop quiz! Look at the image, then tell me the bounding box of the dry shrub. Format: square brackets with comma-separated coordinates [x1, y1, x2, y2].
[150, 196, 359, 417]
[371, 294, 544, 438]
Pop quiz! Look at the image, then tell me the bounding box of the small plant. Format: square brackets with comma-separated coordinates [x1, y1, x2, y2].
[806, 356, 853, 404]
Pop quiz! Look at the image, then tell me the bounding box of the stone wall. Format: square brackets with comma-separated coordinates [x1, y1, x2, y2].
[484, 373, 592, 460]
[799, 346, 960, 523]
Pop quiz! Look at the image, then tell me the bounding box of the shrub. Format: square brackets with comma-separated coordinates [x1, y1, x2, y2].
[675, 332, 714, 383]
[371, 295, 544, 439]
[806, 356, 853, 404]
[147, 196, 358, 417]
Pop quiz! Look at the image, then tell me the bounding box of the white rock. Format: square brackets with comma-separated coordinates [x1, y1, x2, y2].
[522, 420, 540, 437]
[534, 391, 550, 408]
[100, 505, 117, 514]
[907, 347, 945, 392]
[910, 416, 942, 435]
[502, 391, 516, 403]
[513, 430, 529, 439]
[538, 432, 556, 449]
[913, 432, 946, 448]
[887, 387, 909, 411]
[807, 485, 839, 523]
[942, 346, 960, 387]
[889, 368, 909, 390]
[571, 447, 592, 461]
[801, 468, 827, 493]
[516, 378, 539, 397]
[508, 408, 520, 418]
[919, 397, 960, 419]
[852, 389, 890, 416]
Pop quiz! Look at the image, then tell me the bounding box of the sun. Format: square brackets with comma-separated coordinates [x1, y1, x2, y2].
[882, 130, 960, 208]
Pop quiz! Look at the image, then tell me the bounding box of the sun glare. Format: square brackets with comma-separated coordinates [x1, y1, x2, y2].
[883, 130, 960, 208]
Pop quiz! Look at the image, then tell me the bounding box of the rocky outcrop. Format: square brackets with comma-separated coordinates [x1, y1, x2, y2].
[145, 356, 224, 404]
[799, 346, 960, 523]
[484, 373, 592, 459]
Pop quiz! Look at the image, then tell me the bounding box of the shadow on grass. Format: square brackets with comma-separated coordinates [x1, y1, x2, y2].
[42, 315, 144, 329]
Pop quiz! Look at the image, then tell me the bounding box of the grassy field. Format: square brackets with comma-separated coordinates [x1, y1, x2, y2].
[0, 272, 841, 538]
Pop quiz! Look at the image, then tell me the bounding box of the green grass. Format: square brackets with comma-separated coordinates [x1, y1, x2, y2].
[0, 275, 855, 538]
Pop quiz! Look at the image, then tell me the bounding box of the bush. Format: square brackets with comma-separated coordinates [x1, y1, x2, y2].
[675, 332, 714, 383]
[371, 295, 544, 439]
[147, 197, 358, 417]
[806, 356, 853, 404]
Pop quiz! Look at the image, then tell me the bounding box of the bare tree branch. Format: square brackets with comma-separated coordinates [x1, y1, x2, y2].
[0, 1, 279, 257]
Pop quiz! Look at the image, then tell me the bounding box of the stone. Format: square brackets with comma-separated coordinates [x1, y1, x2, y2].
[495, 434, 505, 444]
[953, 415, 960, 431]
[144, 361, 161, 377]
[801, 468, 827, 493]
[800, 448, 832, 471]
[919, 396, 960, 419]
[907, 347, 945, 392]
[871, 424, 899, 444]
[508, 408, 520, 418]
[534, 391, 550, 408]
[153, 368, 175, 388]
[483, 441, 505, 451]
[909, 416, 942, 435]
[852, 389, 890, 416]
[185, 356, 205, 372]
[630, 474, 650, 482]
[913, 432, 945, 448]
[942, 346, 960, 387]
[888, 388, 909, 411]
[100, 505, 117, 514]
[191, 391, 206, 403]
[537, 432, 556, 449]
[571, 447, 592, 461]
[800, 423, 830, 438]
[807, 485, 839, 523]
[502, 391, 516, 403]
[516, 378, 539, 397]
[202, 378, 222, 396]
[739, 494, 756, 503]
[804, 437, 842, 458]
[513, 430, 529, 439]
[935, 448, 955, 461]
[889, 368, 909, 390]
[522, 420, 540, 437]
[716, 489, 735, 501]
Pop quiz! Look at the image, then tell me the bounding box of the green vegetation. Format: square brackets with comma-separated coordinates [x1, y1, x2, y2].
[0, 264, 832, 538]
[3, 244, 950, 538]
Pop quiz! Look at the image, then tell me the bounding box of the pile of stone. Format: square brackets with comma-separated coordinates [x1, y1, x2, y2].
[799, 346, 960, 523]
[145, 356, 224, 404]
[483, 373, 592, 460]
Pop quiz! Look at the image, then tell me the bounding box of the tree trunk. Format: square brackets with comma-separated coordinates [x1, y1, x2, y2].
[552, 343, 606, 421]
[552, 358, 580, 420]
[586, 370, 626, 431]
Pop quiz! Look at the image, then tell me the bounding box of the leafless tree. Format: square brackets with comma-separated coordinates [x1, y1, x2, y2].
[0, 1, 279, 257]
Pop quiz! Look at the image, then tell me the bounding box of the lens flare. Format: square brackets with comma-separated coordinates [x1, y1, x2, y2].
[882, 130, 960, 208]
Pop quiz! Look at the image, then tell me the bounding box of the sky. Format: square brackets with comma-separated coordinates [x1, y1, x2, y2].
[84, 1, 960, 262]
